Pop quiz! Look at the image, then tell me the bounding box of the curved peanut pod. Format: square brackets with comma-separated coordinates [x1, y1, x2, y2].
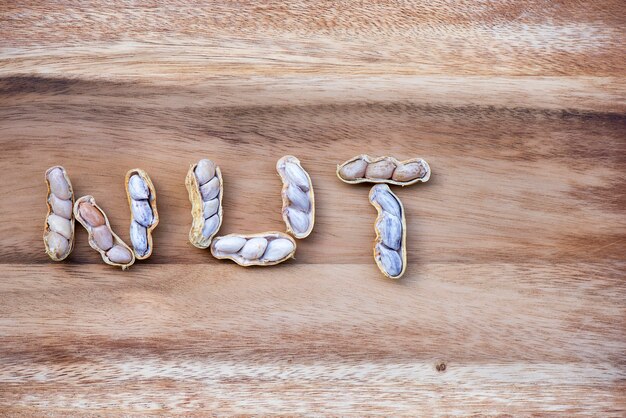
[337, 155, 430, 186]
[185, 159, 223, 249]
[369, 184, 407, 279]
[74, 195, 135, 270]
[125, 169, 159, 259]
[44, 166, 75, 261]
[276, 155, 315, 239]
[211, 232, 296, 267]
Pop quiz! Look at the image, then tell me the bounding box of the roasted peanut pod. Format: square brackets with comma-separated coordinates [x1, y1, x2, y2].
[74, 195, 135, 270]
[185, 159, 224, 249]
[369, 184, 407, 279]
[125, 169, 159, 259]
[44, 166, 75, 261]
[276, 155, 315, 239]
[337, 155, 430, 186]
[211, 232, 296, 266]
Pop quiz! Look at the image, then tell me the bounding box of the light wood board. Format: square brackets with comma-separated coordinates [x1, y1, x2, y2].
[1, 1, 625, 415]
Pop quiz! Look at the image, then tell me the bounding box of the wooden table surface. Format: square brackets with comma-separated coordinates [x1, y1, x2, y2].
[1, 1, 625, 415]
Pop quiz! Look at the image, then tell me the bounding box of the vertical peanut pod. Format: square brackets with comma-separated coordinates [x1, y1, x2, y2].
[125, 169, 159, 259]
[74, 195, 135, 270]
[276, 155, 315, 239]
[211, 232, 296, 266]
[185, 159, 223, 248]
[337, 155, 430, 186]
[43, 166, 75, 260]
[369, 184, 407, 279]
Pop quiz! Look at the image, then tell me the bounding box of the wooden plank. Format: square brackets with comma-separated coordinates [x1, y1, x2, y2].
[0, 263, 624, 414]
[1, 1, 624, 76]
[0, 77, 624, 265]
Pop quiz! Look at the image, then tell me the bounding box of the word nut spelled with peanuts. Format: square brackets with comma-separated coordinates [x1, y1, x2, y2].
[44, 154, 429, 278]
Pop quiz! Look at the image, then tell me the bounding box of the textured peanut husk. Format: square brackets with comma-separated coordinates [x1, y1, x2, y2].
[210, 232, 296, 267]
[125, 168, 159, 260]
[276, 155, 315, 239]
[185, 161, 223, 249]
[73, 195, 135, 270]
[43, 166, 75, 261]
[369, 185, 407, 279]
[336, 155, 431, 186]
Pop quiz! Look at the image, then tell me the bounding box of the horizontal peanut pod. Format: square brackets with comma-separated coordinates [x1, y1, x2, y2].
[337, 155, 430, 186]
[125, 168, 159, 259]
[370, 184, 407, 279]
[43, 166, 75, 261]
[74, 195, 135, 270]
[210, 232, 296, 266]
[276, 155, 315, 239]
[186, 159, 223, 249]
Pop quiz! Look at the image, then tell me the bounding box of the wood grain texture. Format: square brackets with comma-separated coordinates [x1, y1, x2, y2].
[1, 0, 625, 415]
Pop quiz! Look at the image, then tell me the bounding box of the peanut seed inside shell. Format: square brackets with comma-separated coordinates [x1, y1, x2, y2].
[47, 168, 71, 200]
[79, 202, 105, 227]
[106, 245, 133, 264]
[365, 160, 396, 180]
